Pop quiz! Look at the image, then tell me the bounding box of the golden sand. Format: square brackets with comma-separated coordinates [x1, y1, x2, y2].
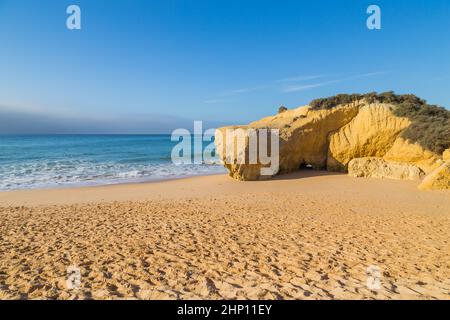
[0, 171, 449, 299]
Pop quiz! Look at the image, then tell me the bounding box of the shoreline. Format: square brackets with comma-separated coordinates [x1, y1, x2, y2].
[0, 172, 231, 207]
[1, 170, 449, 208]
[0, 170, 225, 194]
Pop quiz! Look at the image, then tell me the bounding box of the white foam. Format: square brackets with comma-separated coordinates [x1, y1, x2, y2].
[0, 160, 226, 191]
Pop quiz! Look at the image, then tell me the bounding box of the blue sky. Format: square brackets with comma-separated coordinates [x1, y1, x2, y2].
[0, 0, 449, 133]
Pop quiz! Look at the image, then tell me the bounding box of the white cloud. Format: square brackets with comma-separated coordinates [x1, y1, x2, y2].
[282, 71, 387, 93]
[276, 75, 326, 83]
[204, 71, 388, 98]
[283, 80, 339, 92]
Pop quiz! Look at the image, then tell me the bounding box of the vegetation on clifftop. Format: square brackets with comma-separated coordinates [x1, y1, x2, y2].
[278, 105, 288, 114]
[309, 92, 450, 154]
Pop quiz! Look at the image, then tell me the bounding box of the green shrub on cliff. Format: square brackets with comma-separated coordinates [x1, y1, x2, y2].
[309, 92, 450, 154]
[395, 102, 450, 154]
[309, 91, 425, 110]
[278, 106, 288, 114]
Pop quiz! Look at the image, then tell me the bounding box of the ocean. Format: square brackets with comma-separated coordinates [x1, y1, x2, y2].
[0, 135, 226, 191]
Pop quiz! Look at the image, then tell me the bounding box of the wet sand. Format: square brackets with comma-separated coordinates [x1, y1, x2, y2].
[0, 171, 449, 299]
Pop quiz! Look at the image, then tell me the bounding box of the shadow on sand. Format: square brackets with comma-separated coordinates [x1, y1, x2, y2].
[271, 169, 345, 181]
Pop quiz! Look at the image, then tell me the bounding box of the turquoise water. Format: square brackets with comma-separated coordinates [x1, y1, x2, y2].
[0, 135, 225, 191]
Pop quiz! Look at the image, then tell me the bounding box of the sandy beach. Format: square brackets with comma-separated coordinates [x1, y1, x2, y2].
[0, 171, 449, 300]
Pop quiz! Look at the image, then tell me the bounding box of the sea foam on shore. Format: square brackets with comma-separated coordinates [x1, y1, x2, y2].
[0, 134, 225, 190]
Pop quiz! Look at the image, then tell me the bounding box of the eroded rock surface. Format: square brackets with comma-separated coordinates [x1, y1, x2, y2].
[418, 162, 450, 191]
[215, 94, 449, 190]
[348, 157, 425, 181]
[327, 104, 410, 172]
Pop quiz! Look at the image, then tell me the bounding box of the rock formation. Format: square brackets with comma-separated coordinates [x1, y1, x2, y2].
[444, 149, 450, 162]
[383, 137, 442, 174]
[348, 157, 425, 180]
[418, 162, 450, 191]
[215, 92, 450, 190]
[327, 104, 410, 172]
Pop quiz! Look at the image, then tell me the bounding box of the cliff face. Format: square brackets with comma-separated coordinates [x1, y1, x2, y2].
[327, 104, 411, 172]
[215, 103, 360, 179]
[214, 93, 450, 190]
[418, 162, 450, 191]
[348, 157, 425, 181]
